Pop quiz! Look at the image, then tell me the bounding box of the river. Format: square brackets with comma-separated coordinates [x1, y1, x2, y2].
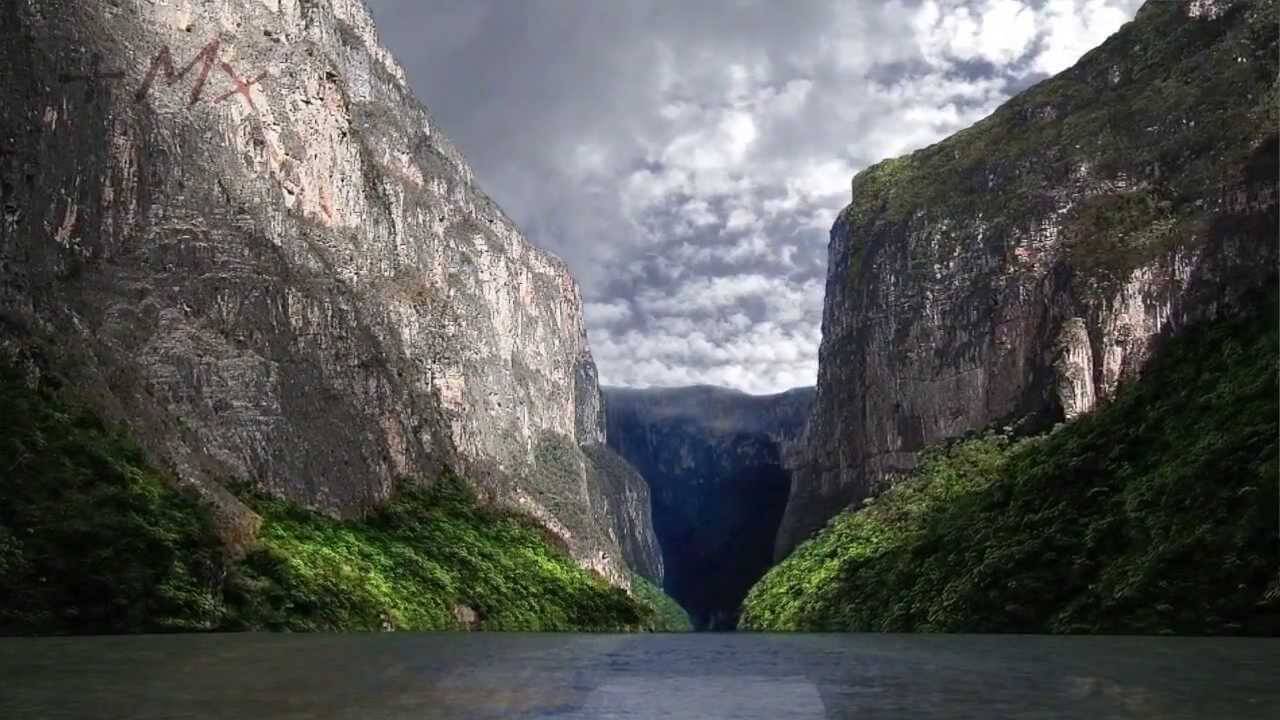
[2, 633, 1276, 718]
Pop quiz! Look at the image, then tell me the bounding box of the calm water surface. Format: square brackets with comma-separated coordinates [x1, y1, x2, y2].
[1, 633, 1276, 719]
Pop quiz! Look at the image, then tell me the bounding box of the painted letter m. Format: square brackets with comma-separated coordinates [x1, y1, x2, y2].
[135, 39, 222, 106]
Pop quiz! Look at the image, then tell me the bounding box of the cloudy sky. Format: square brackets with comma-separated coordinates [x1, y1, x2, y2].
[365, 0, 1142, 394]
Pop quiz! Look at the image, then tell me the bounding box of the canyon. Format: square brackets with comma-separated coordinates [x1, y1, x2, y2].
[744, 0, 1277, 633]
[0, 0, 1275, 636]
[603, 385, 811, 629]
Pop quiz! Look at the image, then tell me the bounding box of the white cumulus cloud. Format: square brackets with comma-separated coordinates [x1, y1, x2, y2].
[368, 0, 1143, 393]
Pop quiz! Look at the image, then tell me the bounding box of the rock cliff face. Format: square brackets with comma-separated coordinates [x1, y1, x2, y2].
[582, 444, 664, 584]
[604, 385, 812, 629]
[0, 0, 656, 587]
[776, 0, 1278, 559]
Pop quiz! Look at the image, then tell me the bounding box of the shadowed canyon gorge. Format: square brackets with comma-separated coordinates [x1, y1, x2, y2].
[603, 385, 812, 630]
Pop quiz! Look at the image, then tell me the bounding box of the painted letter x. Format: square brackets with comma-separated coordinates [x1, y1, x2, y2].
[215, 62, 267, 110]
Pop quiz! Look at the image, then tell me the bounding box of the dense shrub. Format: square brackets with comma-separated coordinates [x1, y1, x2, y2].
[0, 364, 667, 634]
[0, 364, 225, 635]
[226, 474, 650, 632]
[742, 296, 1280, 635]
[629, 573, 692, 632]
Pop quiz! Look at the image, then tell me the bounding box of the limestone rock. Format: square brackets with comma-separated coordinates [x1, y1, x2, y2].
[0, 0, 657, 586]
[452, 604, 480, 630]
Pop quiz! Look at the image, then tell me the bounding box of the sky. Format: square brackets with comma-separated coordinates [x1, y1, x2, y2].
[365, 0, 1143, 394]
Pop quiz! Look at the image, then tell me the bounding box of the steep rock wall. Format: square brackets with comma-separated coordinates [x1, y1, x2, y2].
[582, 444, 665, 584]
[777, 0, 1278, 559]
[0, 0, 655, 586]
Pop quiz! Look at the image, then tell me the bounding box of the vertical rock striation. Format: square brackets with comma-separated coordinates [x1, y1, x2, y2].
[776, 0, 1278, 559]
[581, 444, 665, 584]
[0, 0, 657, 586]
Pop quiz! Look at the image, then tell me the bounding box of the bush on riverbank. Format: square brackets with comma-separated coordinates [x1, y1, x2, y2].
[224, 474, 650, 632]
[0, 363, 227, 634]
[0, 363, 663, 634]
[741, 292, 1280, 635]
[629, 573, 693, 632]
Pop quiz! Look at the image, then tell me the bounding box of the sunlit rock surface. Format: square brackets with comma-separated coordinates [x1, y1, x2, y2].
[776, 0, 1278, 559]
[0, 0, 657, 586]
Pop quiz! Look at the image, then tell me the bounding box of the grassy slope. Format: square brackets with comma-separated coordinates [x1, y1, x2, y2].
[630, 573, 693, 632]
[741, 294, 1280, 635]
[847, 1, 1275, 221]
[225, 476, 653, 632]
[0, 363, 676, 634]
[840, 1, 1276, 287]
[0, 364, 229, 634]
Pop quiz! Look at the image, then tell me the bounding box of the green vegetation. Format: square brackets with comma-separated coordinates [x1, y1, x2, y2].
[0, 362, 672, 635]
[226, 475, 649, 632]
[842, 0, 1276, 273]
[0, 363, 227, 634]
[1060, 189, 1188, 286]
[741, 294, 1280, 635]
[630, 573, 693, 632]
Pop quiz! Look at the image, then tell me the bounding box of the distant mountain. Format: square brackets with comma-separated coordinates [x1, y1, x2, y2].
[603, 385, 813, 630]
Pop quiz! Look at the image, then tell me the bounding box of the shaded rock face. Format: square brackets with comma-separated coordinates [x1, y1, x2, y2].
[582, 444, 664, 584]
[776, 0, 1279, 560]
[604, 385, 813, 629]
[0, 0, 657, 586]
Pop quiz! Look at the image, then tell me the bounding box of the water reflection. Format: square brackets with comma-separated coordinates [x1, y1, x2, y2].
[1, 633, 1276, 719]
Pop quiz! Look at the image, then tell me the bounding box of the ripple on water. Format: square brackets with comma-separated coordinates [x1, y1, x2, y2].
[1, 633, 1277, 719]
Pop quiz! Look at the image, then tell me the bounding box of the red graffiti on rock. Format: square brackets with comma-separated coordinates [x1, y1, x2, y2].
[135, 39, 267, 110]
[60, 38, 266, 111]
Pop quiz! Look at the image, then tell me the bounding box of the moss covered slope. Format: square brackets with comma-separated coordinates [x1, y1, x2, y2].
[742, 291, 1280, 635]
[845, 0, 1276, 230]
[226, 476, 656, 632]
[0, 363, 678, 634]
[0, 363, 229, 634]
[629, 573, 693, 632]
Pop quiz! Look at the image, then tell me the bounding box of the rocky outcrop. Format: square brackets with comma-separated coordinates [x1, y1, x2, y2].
[0, 0, 657, 587]
[582, 444, 664, 583]
[604, 385, 812, 629]
[776, 0, 1278, 559]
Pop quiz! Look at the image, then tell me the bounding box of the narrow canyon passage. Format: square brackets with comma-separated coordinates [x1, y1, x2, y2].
[603, 386, 811, 630]
[646, 458, 792, 631]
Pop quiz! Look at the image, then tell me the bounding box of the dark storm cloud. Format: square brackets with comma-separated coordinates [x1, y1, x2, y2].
[365, 0, 1142, 393]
